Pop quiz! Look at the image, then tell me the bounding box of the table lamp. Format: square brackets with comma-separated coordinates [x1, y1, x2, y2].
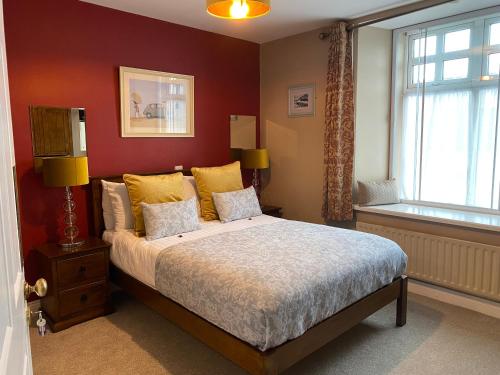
[241, 148, 269, 199]
[43, 156, 89, 248]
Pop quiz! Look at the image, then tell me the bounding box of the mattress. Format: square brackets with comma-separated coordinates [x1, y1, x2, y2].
[103, 214, 283, 288]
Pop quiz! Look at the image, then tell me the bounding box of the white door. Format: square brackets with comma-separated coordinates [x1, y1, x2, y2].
[0, 0, 34, 372]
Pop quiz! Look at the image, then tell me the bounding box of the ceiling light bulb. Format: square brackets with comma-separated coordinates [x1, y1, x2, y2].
[230, 0, 249, 19]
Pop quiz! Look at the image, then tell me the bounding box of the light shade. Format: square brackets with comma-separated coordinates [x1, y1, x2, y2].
[241, 148, 269, 169]
[43, 156, 89, 187]
[207, 0, 270, 19]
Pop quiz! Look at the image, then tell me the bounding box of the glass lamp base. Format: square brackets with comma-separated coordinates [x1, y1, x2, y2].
[59, 186, 84, 251]
[59, 238, 85, 249]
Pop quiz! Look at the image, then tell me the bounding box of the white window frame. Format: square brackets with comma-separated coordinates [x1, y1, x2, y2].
[484, 16, 500, 77]
[406, 23, 476, 89]
[390, 7, 500, 214]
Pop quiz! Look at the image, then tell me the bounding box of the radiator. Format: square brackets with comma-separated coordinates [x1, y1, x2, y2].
[357, 222, 500, 302]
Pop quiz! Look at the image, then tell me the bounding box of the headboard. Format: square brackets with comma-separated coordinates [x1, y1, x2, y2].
[90, 169, 192, 237]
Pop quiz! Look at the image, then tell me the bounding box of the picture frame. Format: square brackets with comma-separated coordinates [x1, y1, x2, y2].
[120, 66, 195, 137]
[288, 84, 315, 117]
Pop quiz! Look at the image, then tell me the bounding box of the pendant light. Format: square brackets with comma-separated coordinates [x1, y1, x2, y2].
[207, 0, 271, 19]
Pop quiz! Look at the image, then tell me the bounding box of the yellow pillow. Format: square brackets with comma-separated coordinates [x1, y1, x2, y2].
[191, 162, 243, 221]
[123, 173, 184, 236]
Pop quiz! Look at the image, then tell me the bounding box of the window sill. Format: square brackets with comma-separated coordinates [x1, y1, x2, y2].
[354, 203, 500, 233]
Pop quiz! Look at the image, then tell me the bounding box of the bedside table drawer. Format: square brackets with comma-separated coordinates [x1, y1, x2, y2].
[59, 281, 107, 317]
[58, 252, 106, 287]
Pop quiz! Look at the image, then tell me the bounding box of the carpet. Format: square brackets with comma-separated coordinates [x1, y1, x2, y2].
[30, 292, 500, 375]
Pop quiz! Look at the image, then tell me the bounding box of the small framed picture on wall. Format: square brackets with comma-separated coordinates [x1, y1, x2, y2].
[288, 84, 315, 117]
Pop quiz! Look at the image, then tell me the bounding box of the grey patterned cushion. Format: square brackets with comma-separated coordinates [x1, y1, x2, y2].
[212, 187, 262, 223]
[357, 179, 400, 206]
[141, 197, 201, 241]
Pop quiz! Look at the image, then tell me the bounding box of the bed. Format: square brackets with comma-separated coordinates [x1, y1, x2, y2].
[90, 170, 408, 375]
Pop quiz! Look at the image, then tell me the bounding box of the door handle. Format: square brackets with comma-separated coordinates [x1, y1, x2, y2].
[24, 278, 48, 326]
[24, 278, 48, 300]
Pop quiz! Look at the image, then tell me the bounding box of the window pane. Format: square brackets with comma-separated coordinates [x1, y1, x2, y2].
[412, 63, 435, 84]
[413, 35, 436, 58]
[444, 29, 470, 52]
[490, 22, 500, 45]
[488, 53, 500, 75]
[443, 58, 469, 80]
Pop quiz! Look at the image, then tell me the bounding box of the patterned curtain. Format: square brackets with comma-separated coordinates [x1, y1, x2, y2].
[322, 22, 355, 222]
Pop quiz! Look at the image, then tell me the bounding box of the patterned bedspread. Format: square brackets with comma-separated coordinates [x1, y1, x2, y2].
[155, 220, 407, 351]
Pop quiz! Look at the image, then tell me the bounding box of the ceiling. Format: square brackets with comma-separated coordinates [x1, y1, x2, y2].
[81, 0, 500, 43]
[375, 0, 500, 29]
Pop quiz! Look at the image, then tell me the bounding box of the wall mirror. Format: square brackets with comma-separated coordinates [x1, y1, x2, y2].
[30, 106, 87, 160]
[230, 115, 256, 150]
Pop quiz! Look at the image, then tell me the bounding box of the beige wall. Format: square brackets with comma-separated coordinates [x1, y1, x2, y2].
[260, 26, 392, 223]
[354, 27, 393, 187]
[260, 27, 328, 223]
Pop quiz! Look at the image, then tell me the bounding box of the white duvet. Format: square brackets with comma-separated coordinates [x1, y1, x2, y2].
[103, 214, 283, 288]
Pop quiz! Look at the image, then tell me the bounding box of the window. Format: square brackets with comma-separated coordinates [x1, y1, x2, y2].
[392, 14, 500, 211]
[443, 58, 468, 80]
[412, 63, 435, 83]
[490, 22, 500, 45]
[413, 35, 436, 57]
[490, 53, 500, 75]
[406, 24, 475, 88]
[444, 29, 470, 52]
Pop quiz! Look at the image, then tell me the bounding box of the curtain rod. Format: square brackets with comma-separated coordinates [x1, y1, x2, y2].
[319, 0, 456, 39]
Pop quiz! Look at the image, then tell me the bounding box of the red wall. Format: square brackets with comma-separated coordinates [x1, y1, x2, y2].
[4, 0, 260, 283]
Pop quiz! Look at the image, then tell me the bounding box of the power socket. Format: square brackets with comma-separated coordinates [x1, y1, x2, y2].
[174, 165, 183, 171]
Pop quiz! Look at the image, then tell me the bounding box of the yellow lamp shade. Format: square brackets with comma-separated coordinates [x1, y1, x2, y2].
[207, 0, 270, 19]
[241, 148, 269, 169]
[43, 156, 89, 187]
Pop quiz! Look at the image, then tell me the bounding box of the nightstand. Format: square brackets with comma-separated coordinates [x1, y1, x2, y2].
[35, 237, 113, 332]
[261, 205, 283, 218]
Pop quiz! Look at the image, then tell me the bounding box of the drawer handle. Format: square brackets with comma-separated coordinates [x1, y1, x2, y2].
[79, 266, 86, 274]
[80, 294, 88, 303]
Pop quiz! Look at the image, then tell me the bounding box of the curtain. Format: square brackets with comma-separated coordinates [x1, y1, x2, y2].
[322, 22, 355, 221]
[401, 87, 500, 208]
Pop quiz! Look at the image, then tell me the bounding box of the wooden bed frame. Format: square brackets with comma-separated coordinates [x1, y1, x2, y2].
[90, 171, 408, 375]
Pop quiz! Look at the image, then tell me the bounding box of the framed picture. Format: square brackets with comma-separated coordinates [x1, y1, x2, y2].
[120, 66, 194, 137]
[288, 84, 315, 117]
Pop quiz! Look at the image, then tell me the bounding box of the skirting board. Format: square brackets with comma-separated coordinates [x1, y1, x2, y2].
[409, 279, 500, 319]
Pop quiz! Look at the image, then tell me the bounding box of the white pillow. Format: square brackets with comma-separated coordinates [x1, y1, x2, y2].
[101, 180, 116, 230]
[357, 179, 400, 206]
[183, 176, 201, 216]
[141, 197, 201, 241]
[103, 177, 197, 231]
[212, 186, 262, 223]
[107, 182, 134, 230]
